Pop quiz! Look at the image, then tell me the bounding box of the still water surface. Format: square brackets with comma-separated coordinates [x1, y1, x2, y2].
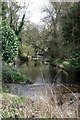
[18, 61, 53, 84]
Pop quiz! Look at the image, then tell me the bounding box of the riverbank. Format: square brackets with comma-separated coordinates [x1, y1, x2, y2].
[1, 91, 80, 118]
[1, 83, 80, 118]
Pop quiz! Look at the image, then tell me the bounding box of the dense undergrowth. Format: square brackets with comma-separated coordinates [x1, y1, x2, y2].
[2, 63, 33, 84]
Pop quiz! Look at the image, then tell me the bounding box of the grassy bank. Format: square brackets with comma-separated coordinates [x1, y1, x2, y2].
[2, 63, 33, 84]
[1, 91, 55, 118]
[0, 86, 79, 119]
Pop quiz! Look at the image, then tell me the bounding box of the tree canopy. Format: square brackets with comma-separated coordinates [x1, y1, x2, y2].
[61, 2, 80, 70]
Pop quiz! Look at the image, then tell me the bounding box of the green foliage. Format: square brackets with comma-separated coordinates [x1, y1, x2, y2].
[20, 44, 35, 56]
[61, 2, 80, 70]
[62, 2, 80, 43]
[2, 2, 8, 20]
[2, 22, 18, 63]
[53, 59, 72, 72]
[2, 63, 32, 84]
[69, 50, 80, 69]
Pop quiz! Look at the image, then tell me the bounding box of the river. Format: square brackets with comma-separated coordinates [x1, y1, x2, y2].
[3, 60, 80, 100]
[18, 60, 53, 84]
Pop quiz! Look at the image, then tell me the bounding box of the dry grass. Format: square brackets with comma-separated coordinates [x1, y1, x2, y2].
[1, 91, 79, 119]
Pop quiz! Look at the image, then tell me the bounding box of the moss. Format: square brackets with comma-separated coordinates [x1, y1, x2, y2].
[61, 61, 71, 71]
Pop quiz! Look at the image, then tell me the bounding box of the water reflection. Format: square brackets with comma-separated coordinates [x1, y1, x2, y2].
[18, 60, 52, 84]
[17, 59, 80, 85]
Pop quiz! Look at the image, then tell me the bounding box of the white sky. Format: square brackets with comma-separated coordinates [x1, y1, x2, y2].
[16, 0, 51, 25]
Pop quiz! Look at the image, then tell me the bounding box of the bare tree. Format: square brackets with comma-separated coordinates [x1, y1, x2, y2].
[41, 2, 72, 60]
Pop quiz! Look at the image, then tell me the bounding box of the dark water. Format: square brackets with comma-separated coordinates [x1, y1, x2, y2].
[18, 60, 53, 84]
[17, 60, 80, 85]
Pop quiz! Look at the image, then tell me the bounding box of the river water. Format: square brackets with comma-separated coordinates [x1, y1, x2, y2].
[4, 61, 78, 98]
[18, 60, 53, 84]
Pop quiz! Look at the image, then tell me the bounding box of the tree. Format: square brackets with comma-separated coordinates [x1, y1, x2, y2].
[61, 2, 80, 70]
[41, 2, 72, 63]
[2, 2, 27, 36]
[21, 23, 46, 56]
[2, 2, 8, 20]
[2, 21, 18, 64]
[2, 1, 31, 59]
[61, 2, 80, 82]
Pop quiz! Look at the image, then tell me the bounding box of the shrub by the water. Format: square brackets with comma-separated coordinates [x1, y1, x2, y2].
[2, 63, 32, 84]
[2, 21, 18, 64]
